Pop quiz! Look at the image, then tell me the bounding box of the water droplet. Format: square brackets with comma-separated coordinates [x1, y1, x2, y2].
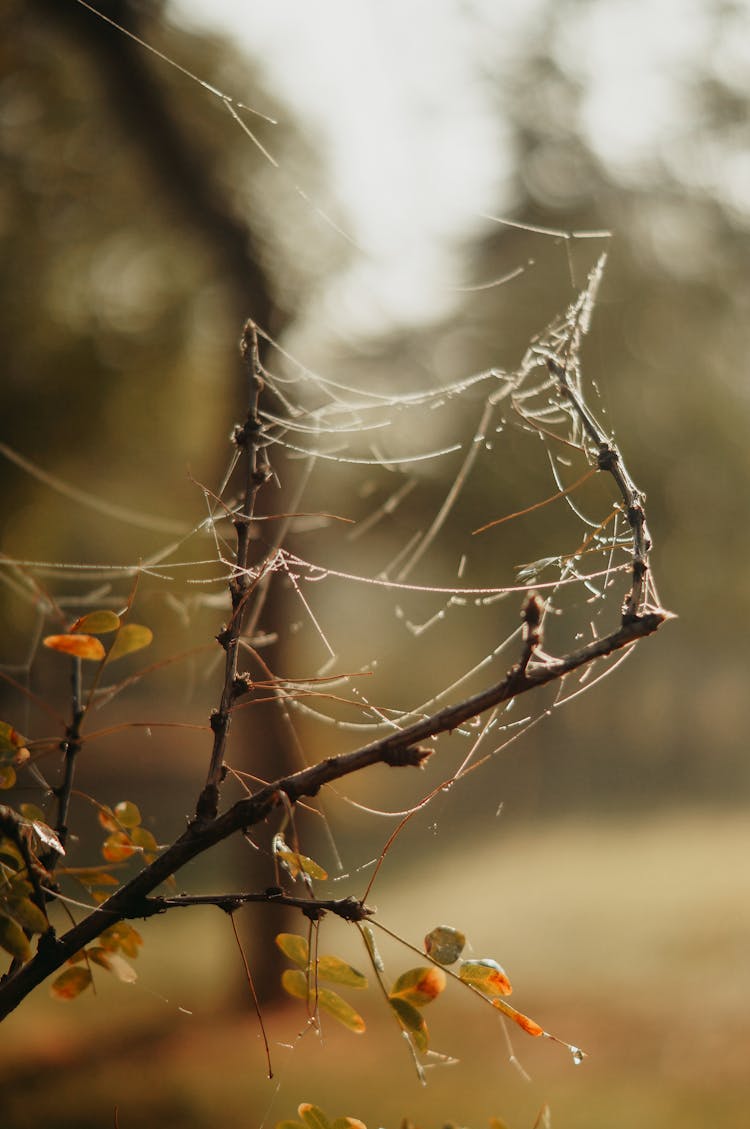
[571, 1046, 585, 1065]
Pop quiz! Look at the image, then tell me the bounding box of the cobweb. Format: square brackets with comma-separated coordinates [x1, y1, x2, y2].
[0, 4, 643, 836]
[0, 5, 658, 1099]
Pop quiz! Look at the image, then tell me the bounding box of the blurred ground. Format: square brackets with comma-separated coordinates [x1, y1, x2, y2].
[3, 808, 748, 1129]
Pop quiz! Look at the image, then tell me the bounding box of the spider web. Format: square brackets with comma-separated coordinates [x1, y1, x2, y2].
[0, 3, 646, 849]
[0, 6, 669, 1114]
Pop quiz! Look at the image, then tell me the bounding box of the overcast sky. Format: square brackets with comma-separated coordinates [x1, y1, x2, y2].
[169, 0, 750, 336]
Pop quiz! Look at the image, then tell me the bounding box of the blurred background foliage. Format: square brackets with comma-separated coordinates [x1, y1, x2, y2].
[1, 1, 749, 1127]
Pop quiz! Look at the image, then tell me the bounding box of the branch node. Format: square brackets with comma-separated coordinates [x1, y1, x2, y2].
[383, 745, 433, 769]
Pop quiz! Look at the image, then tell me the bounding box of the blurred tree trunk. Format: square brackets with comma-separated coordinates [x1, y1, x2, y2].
[31, 0, 296, 1004]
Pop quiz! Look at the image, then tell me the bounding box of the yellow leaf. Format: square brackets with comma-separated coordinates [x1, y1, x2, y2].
[276, 932, 309, 968]
[43, 634, 106, 661]
[69, 610, 121, 634]
[459, 958, 512, 997]
[316, 955, 367, 989]
[389, 966, 445, 1006]
[0, 912, 32, 961]
[4, 895, 48, 934]
[105, 624, 153, 664]
[113, 800, 141, 828]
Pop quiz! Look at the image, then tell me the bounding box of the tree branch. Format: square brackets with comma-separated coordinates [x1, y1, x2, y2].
[0, 595, 667, 1023]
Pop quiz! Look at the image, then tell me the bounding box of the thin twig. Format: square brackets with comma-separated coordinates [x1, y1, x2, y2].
[196, 322, 273, 822]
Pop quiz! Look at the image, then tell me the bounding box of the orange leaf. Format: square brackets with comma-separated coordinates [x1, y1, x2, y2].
[102, 832, 137, 862]
[50, 966, 93, 1000]
[43, 634, 106, 661]
[492, 997, 544, 1036]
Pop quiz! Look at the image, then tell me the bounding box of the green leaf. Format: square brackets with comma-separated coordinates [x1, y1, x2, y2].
[113, 800, 141, 828]
[389, 966, 446, 1007]
[50, 966, 93, 1000]
[43, 633, 106, 661]
[276, 933, 310, 969]
[388, 996, 428, 1052]
[0, 912, 32, 961]
[424, 924, 466, 965]
[104, 623, 153, 664]
[316, 955, 367, 989]
[361, 923, 384, 972]
[332, 1119, 367, 1129]
[69, 610, 121, 634]
[458, 958, 512, 997]
[298, 1105, 334, 1129]
[4, 895, 48, 934]
[275, 847, 328, 881]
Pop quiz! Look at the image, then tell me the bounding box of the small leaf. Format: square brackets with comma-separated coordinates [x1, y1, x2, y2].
[130, 826, 158, 853]
[276, 933, 310, 969]
[316, 988, 366, 1033]
[489, 1118, 512, 1129]
[316, 955, 367, 989]
[97, 805, 118, 832]
[100, 921, 143, 957]
[102, 832, 138, 862]
[51, 966, 93, 1000]
[298, 1105, 334, 1129]
[0, 766, 16, 789]
[275, 846, 328, 881]
[31, 820, 65, 856]
[0, 912, 32, 961]
[281, 967, 309, 999]
[424, 924, 466, 965]
[332, 1119, 367, 1129]
[69, 610, 121, 634]
[492, 997, 544, 1036]
[19, 803, 47, 823]
[4, 895, 48, 933]
[0, 721, 28, 761]
[390, 966, 446, 1007]
[105, 623, 153, 664]
[388, 996, 428, 1052]
[361, 923, 384, 971]
[88, 947, 138, 983]
[63, 867, 119, 888]
[43, 634, 106, 661]
[459, 958, 512, 997]
[113, 800, 141, 828]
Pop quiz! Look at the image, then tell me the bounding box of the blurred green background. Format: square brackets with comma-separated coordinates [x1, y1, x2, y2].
[1, 1, 749, 1127]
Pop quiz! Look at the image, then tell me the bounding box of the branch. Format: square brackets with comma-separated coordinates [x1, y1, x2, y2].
[196, 322, 273, 822]
[0, 596, 667, 1023]
[141, 891, 372, 923]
